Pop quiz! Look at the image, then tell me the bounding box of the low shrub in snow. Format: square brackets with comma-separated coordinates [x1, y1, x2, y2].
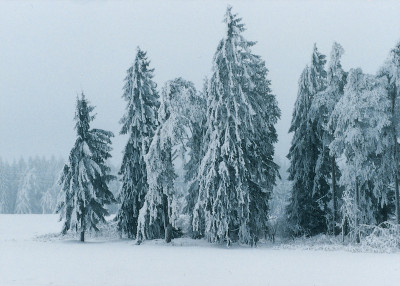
[272, 222, 400, 253]
[358, 222, 400, 253]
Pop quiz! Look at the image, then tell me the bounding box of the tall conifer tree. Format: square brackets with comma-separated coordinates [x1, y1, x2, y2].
[287, 45, 329, 236]
[378, 41, 400, 224]
[311, 42, 346, 234]
[193, 7, 280, 245]
[116, 48, 159, 238]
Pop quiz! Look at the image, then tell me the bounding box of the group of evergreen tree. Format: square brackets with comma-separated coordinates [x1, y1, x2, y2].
[55, 6, 400, 245]
[0, 156, 64, 214]
[57, 7, 280, 245]
[4, 6, 400, 247]
[287, 41, 400, 242]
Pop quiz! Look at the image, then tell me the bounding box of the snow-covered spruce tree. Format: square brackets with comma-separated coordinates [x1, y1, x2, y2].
[287, 45, 329, 236]
[41, 178, 61, 214]
[15, 167, 37, 214]
[41, 188, 55, 214]
[115, 48, 159, 239]
[192, 7, 280, 245]
[310, 42, 347, 234]
[57, 93, 116, 242]
[183, 78, 208, 238]
[137, 78, 197, 243]
[329, 68, 390, 243]
[28, 157, 49, 213]
[378, 41, 400, 224]
[40, 157, 65, 214]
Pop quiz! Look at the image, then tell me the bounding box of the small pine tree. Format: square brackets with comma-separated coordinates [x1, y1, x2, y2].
[41, 189, 54, 214]
[57, 93, 116, 242]
[27, 157, 49, 213]
[15, 168, 36, 214]
[116, 48, 159, 238]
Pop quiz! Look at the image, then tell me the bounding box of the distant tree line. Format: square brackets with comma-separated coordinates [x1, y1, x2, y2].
[0, 156, 64, 214]
[0, 156, 120, 215]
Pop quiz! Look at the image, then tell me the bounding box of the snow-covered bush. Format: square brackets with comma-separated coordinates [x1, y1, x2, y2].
[358, 222, 400, 252]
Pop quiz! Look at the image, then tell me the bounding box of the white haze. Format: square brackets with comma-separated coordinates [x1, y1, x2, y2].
[1, 0, 400, 165]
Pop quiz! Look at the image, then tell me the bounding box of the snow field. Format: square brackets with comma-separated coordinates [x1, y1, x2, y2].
[1, 215, 400, 286]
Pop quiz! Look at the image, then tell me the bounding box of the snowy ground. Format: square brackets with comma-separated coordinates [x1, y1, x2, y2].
[1, 215, 400, 286]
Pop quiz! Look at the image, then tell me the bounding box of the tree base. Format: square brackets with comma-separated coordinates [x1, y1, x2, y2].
[165, 224, 172, 243]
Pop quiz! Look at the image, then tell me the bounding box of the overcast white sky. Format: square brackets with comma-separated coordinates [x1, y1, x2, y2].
[1, 0, 400, 165]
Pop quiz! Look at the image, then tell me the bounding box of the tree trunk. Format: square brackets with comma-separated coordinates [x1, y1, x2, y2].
[355, 180, 360, 244]
[162, 193, 172, 243]
[133, 199, 140, 239]
[165, 224, 172, 243]
[80, 204, 86, 242]
[332, 156, 338, 235]
[341, 217, 345, 244]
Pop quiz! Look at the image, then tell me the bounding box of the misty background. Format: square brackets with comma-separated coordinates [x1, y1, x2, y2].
[1, 0, 400, 166]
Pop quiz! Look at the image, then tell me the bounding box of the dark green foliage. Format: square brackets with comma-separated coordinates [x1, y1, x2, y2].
[116, 48, 159, 238]
[287, 45, 330, 236]
[57, 93, 116, 239]
[194, 7, 280, 245]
